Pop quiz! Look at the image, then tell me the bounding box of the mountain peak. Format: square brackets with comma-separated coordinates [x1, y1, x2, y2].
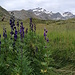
[8, 7, 75, 20]
[62, 12, 73, 17]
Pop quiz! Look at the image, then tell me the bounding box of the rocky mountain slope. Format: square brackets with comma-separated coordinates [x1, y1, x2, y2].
[0, 6, 10, 20]
[9, 7, 75, 20]
[0, 6, 75, 20]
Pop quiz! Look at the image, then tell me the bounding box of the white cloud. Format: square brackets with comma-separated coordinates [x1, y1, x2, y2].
[0, 0, 75, 14]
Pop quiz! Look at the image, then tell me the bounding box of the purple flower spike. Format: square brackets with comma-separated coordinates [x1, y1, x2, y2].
[14, 34, 17, 41]
[26, 28, 28, 34]
[20, 22, 25, 39]
[44, 31, 46, 36]
[15, 29, 17, 35]
[17, 21, 19, 27]
[3, 28, 7, 39]
[10, 31, 14, 35]
[44, 28, 46, 31]
[47, 38, 49, 42]
[46, 30, 48, 33]
[21, 22, 23, 25]
[30, 18, 32, 23]
[45, 36, 46, 40]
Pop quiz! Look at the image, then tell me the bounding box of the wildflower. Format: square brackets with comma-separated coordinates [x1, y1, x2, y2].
[17, 21, 19, 27]
[44, 28, 46, 31]
[15, 28, 17, 34]
[46, 30, 48, 33]
[30, 18, 32, 29]
[14, 26, 16, 29]
[30, 18, 32, 24]
[44, 31, 46, 36]
[3, 28, 7, 39]
[45, 36, 46, 40]
[10, 31, 14, 35]
[17, 21, 19, 31]
[47, 38, 49, 42]
[10, 19, 12, 25]
[26, 28, 28, 34]
[14, 33, 17, 41]
[20, 22, 25, 39]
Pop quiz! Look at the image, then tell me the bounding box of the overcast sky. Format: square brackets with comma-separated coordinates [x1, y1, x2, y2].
[0, 0, 75, 14]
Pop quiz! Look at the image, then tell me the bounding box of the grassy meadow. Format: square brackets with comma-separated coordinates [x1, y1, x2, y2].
[0, 18, 75, 75]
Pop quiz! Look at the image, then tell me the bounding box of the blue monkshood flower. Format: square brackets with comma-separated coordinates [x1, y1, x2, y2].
[10, 31, 14, 35]
[45, 36, 46, 40]
[44, 31, 46, 36]
[3, 28, 7, 39]
[15, 28, 17, 34]
[30, 18, 32, 27]
[30, 18, 32, 23]
[44, 28, 46, 31]
[26, 28, 28, 34]
[17, 21, 19, 27]
[10, 19, 12, 25]
[21, 22, 23, 25]
[13, 23, 15, 27]
[46, 30, 48, 33]
[14, 26, 16, 29]
[14, 33, 17, 41]
[47, 38, 49, 42]
[20, 22, 25, 38]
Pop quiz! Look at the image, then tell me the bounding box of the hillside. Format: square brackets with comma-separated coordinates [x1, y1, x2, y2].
[0, 6, 10, 21]
[9, 9, 39, 20]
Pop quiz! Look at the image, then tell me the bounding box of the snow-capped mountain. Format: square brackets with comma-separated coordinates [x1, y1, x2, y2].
[8, 7, 75, 20]
[32, 7, 50, 14]
[62, 12, 73, 17]
[28, 7, 75, 20]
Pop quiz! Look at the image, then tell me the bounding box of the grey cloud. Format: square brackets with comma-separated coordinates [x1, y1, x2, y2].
[0, 0, 75, 14]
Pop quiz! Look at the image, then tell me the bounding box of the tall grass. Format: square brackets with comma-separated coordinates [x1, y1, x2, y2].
[0, 18, 75, 75]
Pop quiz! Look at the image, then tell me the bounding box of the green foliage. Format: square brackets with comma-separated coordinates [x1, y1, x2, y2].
[0, 22, 49, 75]
[0, 18, 75, 75]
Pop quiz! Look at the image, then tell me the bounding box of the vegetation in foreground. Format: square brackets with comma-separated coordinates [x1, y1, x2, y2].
[0, 16, 75, 75]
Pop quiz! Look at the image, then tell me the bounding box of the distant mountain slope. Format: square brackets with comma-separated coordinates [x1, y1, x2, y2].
[0, 6, 10, 20]
[9, 7, 75, 20]
[9, 9, 39, 20]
